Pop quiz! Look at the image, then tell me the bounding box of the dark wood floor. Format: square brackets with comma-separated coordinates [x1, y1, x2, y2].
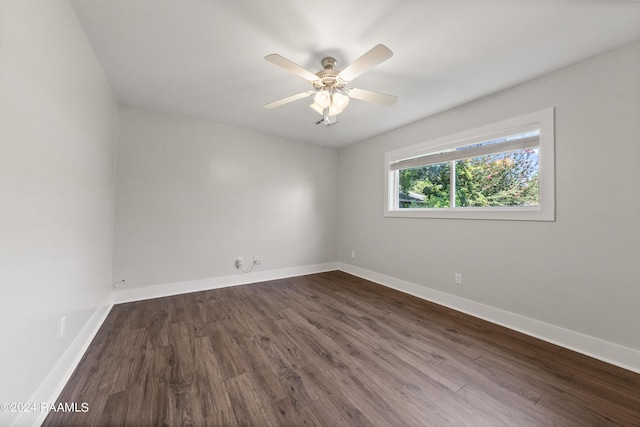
[44, 271, 640, 426]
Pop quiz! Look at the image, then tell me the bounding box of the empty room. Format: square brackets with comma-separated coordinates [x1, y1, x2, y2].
[2, 0, 640, 426]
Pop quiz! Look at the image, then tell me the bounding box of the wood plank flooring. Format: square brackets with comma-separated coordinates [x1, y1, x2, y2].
[44, 271, 640, 426]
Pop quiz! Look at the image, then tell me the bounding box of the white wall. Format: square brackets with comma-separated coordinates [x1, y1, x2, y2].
[113, 107, 338, 291]
[338, 42, 640, 366]
[0, 0, 117, 424]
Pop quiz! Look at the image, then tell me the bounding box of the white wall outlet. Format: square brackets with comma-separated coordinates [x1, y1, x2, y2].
[351, 250, 356, 258]
[59, 315, 66, 338]
[455, 273, 463, 285]
[253, 255, 260, 263]
[235, 257, 243, 269]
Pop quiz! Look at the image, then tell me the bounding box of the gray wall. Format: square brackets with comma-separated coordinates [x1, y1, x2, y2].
[338, 41, 640, 353]
[113, 107, 339, 289]
[0, 0, 117, 422]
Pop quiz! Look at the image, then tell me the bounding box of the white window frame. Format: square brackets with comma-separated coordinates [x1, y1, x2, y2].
[384, 108, 555, 221]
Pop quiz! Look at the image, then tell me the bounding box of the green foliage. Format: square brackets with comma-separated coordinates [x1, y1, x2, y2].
[398, 149, 539, 209]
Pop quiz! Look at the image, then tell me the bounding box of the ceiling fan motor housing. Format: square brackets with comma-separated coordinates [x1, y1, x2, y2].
[313, 57, 346, 91]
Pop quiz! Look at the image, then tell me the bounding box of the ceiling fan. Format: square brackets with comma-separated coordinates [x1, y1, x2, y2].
[264, 44, 397, 125]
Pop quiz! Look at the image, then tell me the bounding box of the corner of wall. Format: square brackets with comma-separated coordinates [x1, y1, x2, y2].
[112, 262, 339, 304]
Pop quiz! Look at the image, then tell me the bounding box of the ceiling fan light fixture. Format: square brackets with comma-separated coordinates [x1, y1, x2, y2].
[328, 104, 342, 116]
[332, 91, 350, 111]
[314, 90, 331, 109]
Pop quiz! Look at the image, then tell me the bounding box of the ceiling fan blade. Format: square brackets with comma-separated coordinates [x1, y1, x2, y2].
[339, 44, 393, 82]
[264, 91, 314, 109]
[265, 54, 319, 82]
[347, 88, 397, 105]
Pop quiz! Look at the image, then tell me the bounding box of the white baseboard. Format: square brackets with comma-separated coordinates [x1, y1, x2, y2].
[14, 296, 114, 427]
[113, 262, 339, 304]
[338, 263, 640, 374]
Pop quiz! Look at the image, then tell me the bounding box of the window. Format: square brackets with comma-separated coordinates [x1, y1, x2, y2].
[385, 108, 554, 221]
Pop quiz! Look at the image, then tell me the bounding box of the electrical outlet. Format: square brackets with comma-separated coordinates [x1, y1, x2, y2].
[59, 316, 66, 338]
[253, 255, 260, 263]
[235, 257, 243, 269]
[455, 273, 463, 285]
[351, 250, 356, 258]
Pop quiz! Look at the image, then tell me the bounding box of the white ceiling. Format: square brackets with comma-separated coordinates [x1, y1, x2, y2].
[69, 0, 640, 148]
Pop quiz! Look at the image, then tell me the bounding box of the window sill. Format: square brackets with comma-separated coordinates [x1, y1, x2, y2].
[384, 206, 554, 221]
